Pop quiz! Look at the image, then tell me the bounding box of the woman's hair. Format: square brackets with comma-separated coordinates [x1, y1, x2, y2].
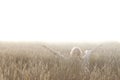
[70, 47, 83, 57]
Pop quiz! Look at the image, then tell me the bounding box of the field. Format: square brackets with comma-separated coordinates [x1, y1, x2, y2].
[0, 42, 120, 80]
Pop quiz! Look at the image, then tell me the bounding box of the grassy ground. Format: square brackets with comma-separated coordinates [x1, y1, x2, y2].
[0, 42, 120, 80]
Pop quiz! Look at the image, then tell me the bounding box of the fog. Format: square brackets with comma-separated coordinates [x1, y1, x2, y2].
[0, 0, 120, 42]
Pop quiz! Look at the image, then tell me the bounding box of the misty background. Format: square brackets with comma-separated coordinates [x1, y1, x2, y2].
[0, 0, 120, 42]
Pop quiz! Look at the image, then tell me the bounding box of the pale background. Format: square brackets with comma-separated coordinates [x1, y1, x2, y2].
[0, 0, 120, 42]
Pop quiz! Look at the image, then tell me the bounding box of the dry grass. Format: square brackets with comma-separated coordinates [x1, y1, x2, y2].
[0, 42, 120, 80]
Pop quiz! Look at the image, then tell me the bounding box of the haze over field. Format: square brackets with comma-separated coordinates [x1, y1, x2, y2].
[0, 0, 120, 42]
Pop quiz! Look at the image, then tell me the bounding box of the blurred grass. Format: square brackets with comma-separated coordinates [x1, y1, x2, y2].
[0, 42, 120, 80]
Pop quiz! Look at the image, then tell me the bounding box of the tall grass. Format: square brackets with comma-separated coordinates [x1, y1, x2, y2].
[0, 42, 120, 80]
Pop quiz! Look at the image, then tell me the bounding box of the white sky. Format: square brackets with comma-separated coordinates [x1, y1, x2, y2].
[0, 0, 120, 42]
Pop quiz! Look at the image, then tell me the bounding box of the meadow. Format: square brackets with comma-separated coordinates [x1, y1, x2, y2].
[0, 42, 120, 80]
